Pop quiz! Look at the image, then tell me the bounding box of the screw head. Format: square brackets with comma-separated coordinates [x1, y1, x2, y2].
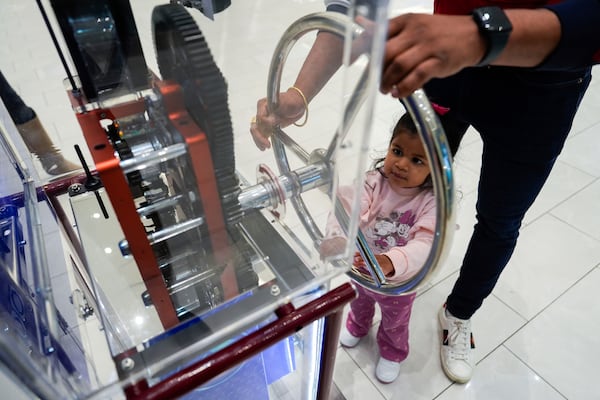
[270, 285, 280, 296]
[121, 357, 135, 371]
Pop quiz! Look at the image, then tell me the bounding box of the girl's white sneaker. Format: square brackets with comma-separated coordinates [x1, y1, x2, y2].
[375, 357, 401, 383]
[339, 326, 361, 348]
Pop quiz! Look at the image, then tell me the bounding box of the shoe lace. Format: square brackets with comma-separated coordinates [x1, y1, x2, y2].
[447, 320, 471, 361]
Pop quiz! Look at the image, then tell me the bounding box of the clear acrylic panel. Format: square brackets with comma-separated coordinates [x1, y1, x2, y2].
[0, 86, 92, 398]
[0, 0, 453, 398]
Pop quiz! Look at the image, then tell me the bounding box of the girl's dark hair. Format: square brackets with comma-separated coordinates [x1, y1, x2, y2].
[373, 112, 433, 188]
[373, 112, 418, 169]
[393, 112, 419, 141]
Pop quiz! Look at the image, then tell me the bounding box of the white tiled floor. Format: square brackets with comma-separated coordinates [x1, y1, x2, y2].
[2, 1, 600, 399]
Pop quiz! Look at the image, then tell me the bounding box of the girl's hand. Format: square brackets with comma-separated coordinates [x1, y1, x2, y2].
[319, 237, 347, 259]
[353, 252, 395, 277]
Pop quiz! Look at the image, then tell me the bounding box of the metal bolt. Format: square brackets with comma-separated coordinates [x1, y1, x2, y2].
[121, 357, 135, 371]
[270, 285, 280, 296]
[68, 183, 83, 197]
[119, 239, 131, 256]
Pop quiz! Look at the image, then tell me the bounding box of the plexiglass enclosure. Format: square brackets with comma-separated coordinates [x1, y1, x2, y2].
[0, 1, 453, 399]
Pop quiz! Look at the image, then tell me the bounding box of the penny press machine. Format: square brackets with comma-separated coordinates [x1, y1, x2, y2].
[0, 0, 454, 399]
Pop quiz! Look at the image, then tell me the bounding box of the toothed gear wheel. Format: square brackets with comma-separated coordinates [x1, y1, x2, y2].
[152, 4, 242, 226]
[152, 4, 258, 295]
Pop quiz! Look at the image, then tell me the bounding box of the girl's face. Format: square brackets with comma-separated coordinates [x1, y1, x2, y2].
[382, 131, 430, 190]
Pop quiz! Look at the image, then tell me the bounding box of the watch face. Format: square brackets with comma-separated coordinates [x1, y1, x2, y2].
[474, 6, 512, 33]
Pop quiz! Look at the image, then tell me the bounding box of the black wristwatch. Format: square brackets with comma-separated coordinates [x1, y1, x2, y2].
[472, 6, 513, 66]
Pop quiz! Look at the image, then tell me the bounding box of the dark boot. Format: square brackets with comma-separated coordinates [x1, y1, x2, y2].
[17, 117, 80, 175]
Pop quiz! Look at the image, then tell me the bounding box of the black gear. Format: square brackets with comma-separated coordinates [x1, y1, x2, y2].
[152, 4, 242, 226]
[152, 4, 257, 297]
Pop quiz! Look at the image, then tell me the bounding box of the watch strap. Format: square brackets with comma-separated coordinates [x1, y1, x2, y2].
[472, 6, 513, 66]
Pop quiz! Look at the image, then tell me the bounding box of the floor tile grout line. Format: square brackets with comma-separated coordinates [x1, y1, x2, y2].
[521, 175, 600, 229]
[456, 264, 600, 397]
[489, 262, 600, 354]
[335, 347, 388, 400]
[502, 344, 569, 400]
[491, 258, 600, 333]
[546, 211, 600, 244]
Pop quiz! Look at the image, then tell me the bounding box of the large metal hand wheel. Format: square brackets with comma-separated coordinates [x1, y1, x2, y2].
[264, 12, 455, 295]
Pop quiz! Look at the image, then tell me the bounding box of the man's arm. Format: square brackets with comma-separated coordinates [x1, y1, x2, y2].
[381, 0, 600, 98]
[292, 32, 344, 104]
[494, 9, 560, 67]
[540, 0, 600, 68]
[250, 31, 344, 150]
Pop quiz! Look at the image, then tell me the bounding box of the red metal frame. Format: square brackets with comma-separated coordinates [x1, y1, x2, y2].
[74, 102, 179, 329]
[69, 78, 241, 327]
[126, 282, 356, 400]
[156, 80, 239, 299]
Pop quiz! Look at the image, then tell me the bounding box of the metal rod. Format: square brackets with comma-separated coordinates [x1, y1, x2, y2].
[121, 217, 205, 255]
[137, 194, 184, 216]
[35, 0, 78, 92]
[273, 127, 310, 163]
[147, 217, 204, 245]
[238, 162, 330, 211]
[120, 143, 187, 174]
[167, 269, 216, 296]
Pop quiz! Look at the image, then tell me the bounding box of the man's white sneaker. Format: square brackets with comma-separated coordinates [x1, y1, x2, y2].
[339, 325, 361, 348]
[375, 357, 401, 383]
[438, 305, 475, 383]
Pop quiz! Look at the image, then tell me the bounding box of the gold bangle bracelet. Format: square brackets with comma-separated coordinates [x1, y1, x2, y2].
[289, 86, 309, 127]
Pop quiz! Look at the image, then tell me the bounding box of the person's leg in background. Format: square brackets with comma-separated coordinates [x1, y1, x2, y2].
[448, 67, 592, 317]
[0, 70, 78, 175]
[438, 66, 592, 383]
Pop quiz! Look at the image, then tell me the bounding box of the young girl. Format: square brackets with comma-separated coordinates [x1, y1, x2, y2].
[325, 112, 435, 383]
